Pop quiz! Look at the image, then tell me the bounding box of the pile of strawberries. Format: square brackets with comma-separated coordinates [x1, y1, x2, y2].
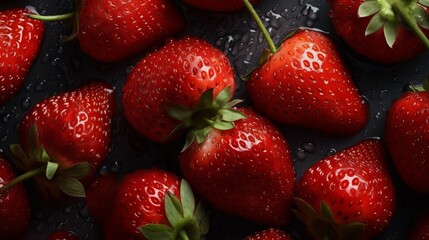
[1, 0, 429, 239]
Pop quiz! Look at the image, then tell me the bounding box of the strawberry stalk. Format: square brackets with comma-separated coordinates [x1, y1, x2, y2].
[359, 0, 429, 48]
[28, 12, 75, 21]
[242, 0, 277, 53]
[0, 166, 44, 194]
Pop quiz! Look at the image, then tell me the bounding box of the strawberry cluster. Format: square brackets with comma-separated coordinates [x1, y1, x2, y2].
[0, 0, 429, 240]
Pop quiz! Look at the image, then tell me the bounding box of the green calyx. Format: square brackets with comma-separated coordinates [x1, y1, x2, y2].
[140, 179, 210, 240]
[358, 0, 429, 48]
[0, 125, 90, 199]
[409, 78, 429, 91]
[165, 87, 247, 152]
[293, 198, 366, 240]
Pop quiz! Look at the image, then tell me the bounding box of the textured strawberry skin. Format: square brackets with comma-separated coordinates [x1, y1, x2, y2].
[329, 0, 428, 63]
[385, 91, 429, 193]
[247, 30, 369, 135]
[0, 157, 30, 240]
[179, 108, 295, 226]
[296, 139, 396, 239]
[244, 228, 291, 240]
[122, 37, 236, 143]
[78, 0, 185, 62]
[47, 230, 78, 240]
[0, 8, 44, 106]
[183, 0, 259, 11]
[102, 169, 180, 240]
[19, 81, 116, 176]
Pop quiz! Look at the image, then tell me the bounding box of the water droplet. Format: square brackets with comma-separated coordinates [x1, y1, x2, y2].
[375, 112, 382, 119]
[326, 148, 337, 156]
[63, 205, 72, 214]
[302, 142, 316, 153]
[98, 165, 108, 175]
[296, 148, 307, 161]
[110, 160, 122, 173]
[21, 97, 31, 110]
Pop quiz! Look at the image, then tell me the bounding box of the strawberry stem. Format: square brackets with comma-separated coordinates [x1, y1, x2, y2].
[28, 12, 75, 21]
[243, 0, 277, 53]
[179, 230, 190, 240]
[0, 166, 45, 194]
[392, 2, 429, 49]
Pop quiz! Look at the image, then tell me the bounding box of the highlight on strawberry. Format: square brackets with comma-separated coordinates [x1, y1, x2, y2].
[328, 0, 429, 63]
[385, 80, 429, 193]
[295, 139, 396, 239]
[0, 81, 116, 199]
[0, 8, 44, 106]
[243, 0, 370, 136]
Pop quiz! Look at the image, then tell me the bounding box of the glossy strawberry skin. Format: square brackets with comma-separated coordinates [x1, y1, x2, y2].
[18, 82, 116, 183]
[244, 228, 291, 240]
[296, 139, 395, 239]
[47, 230, 79, 240]
[0, 157, 30, 240]
[328, 0, 428, 64]
[385, 91, 429, 193]
[183, 0, 258, 11]
[122, 37, 236, 143]
[102, 169, 180, 240]
[0, 8, 44, 106]
[179, 108, 295, 226]
[78, 0, 185, 62]
[247, 30, 369, 136]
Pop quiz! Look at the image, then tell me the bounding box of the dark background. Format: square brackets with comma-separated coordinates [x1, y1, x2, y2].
[1, 0, 428, 239]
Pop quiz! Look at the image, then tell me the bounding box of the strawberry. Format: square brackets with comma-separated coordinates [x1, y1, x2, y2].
[385, 84, 429, 193]
[183, 0, 259, 11]
[47, 230, 79, 240]
[101, 169, 209, 240]
[0, 156, 30, 240]
[0, 8, 44, 106]
[77, 0, 185, 62]
[179, 108, 295, 226]
[328, 0, 429, 63]
[122, 37, 236, 144]
[243, 1, 369, 135]
[0, 81, 116, 199]
[244, 228, 291, 240]
[295, 139, 396, 239]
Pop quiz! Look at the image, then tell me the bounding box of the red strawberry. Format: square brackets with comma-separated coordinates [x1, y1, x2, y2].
[244, 228, 291, 240]
[247, 29, 369, 135]
[183, 0, 259, 11]
[385, 88, 429, 193]
[328, 0, 429, 63]
[48, 230, 79, 240]
[0, 156, 30, 240]
[179, 108, 295, 226]
[85, 173, 119, 223]
[1, 81, 115, 199]
[77, 0, 185, 62]
[102, 169, 209, 240]
[295, 139, 395, 239]
[0, 8, 44, 106]
[122, 37, 236, 143]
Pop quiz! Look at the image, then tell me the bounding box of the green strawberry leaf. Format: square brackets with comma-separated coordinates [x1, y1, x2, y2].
[424, 79, 429, 91]
[338, 222, 366, 239]
[194, 127, 212, 144]
[209, 119, 235, 130]
[28, 124, 42, 161]
[10, 144, 29, 170]
[57, 176, 86, 197]
[358, 0, 380, 18]
[420, 0, 429, 7]
[383, 20, 399, 48]
[214, 87, 232, 107]
[62, 162, 91, 179]
[218, 109, 247, 122]
[294, 198, 318, 218]
[165, 103, 192, 122]
[180, 179, 195, 218]
[320, 201, 334, 221]
[223, 99, 243, 109]
[165, 192, 184, 226]
[40, 148, 50, 163]
[182, 132, 196, 152]
[45, 161, 59, 180]
[140, 224, 173, 240]
[365, 13, 386, 36]
[197, 89, 214, 109]
[413, 5, 429, 29]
